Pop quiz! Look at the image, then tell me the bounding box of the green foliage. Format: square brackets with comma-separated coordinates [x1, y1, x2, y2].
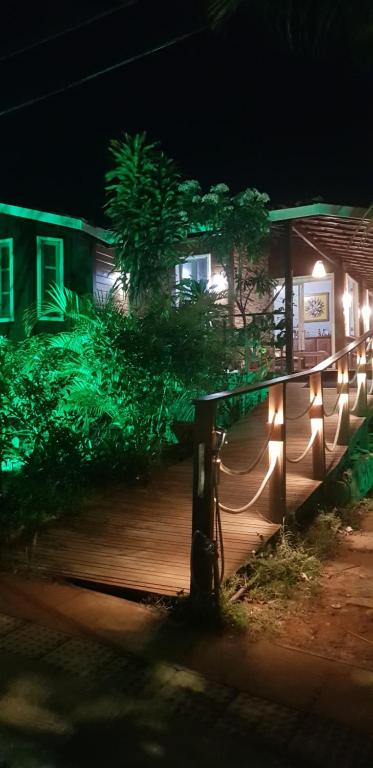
[207, 1, 373, 65]
[179, 181, 270, 328]
[105, 133, 190, 303]
[180, 180, 269, 265]
[0, 284, 270, 533]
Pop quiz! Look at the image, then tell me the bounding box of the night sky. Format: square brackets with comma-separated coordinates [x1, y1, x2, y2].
[1, 0, 373, 227]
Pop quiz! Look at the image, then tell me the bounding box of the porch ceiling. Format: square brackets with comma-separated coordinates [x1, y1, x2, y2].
[270, 204, 373, 291]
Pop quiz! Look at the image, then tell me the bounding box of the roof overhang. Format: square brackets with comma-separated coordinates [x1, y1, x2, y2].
[269, 202, 373, 223]
[269, 203, 373, 291]
[0, 202, 114, 244]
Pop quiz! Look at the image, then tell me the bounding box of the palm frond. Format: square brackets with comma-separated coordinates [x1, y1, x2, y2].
[47, 332, 87, 354]
[207, 0, 244, 26]
[24, 284, 97, 336]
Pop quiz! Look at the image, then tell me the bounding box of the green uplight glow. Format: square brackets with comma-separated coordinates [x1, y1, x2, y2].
[36, 237, 64, 321]
[0, 238, 14, 322]
[0, 202, 114, 244]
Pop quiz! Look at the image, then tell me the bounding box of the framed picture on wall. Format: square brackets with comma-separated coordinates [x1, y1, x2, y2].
[303, 293, 329, 322]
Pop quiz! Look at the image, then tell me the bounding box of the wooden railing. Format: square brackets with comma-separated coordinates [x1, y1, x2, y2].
[191, 329, 373, 597]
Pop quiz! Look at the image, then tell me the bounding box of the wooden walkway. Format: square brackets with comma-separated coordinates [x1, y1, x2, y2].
[19, 383, 368, 596]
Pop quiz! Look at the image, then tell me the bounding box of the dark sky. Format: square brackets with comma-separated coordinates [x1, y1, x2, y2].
[1, 0, 373, 226]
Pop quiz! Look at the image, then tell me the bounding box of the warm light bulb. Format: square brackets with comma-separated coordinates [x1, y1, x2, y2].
[343, 291, 352, 309]
[312, 260, 326, 278]
[209, 271, 228, 292]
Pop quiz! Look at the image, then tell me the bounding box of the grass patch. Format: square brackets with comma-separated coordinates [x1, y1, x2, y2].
[143, 505, 363, 636]
[244, 529, 321, 602]
[302, 510, 341, 560]
[339, 496, 373, 529]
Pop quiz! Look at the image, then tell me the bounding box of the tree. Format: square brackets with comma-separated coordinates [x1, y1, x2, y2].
[207, 0, 373, 63]
[105, 133, 190, 306]
[179, 180, 270, 325]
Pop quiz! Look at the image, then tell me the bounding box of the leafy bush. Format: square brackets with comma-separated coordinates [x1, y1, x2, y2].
[0, 285, 270, 533]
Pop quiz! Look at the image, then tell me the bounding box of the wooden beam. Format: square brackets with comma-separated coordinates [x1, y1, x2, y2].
[284, 222, 294, 374]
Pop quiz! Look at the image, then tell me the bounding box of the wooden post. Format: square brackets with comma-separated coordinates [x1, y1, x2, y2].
[190, 399, 217, 597]
[268, 383, 286, 523]
[334, 262, 346, 353]
[355, 341, 368, 416]
[337, 356, 350, 445]
[284, 222, 294, 374]
[309, 372, 326, 480]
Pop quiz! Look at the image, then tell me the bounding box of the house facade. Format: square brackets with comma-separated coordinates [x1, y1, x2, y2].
[268, 203, 373, 371]
[0, 202, 116, 339]
[3, 199, 372, 365]
[181, 203, 373, 370]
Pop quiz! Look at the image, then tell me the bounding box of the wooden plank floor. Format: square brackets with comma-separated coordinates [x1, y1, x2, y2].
[18, 383, 369, 596]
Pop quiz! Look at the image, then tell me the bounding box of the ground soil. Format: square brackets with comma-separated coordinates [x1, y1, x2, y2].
[245, 504, 373, 670]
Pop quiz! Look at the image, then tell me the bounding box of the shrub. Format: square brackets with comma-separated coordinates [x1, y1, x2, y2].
[0, 285, 271, 534]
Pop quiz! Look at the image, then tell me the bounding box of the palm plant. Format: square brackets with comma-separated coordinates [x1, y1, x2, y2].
[207, 0, 373, 60]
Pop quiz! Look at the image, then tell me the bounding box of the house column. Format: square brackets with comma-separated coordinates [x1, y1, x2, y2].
[284, 221, 294, 374]
[334, 260, 346, 353]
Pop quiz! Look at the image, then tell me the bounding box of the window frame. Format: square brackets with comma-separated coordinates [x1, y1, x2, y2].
[0, 238, 14, 323]
[175, 253, 211, 286]
[36, 236, 64, 321]
[346, 273, 359, 338]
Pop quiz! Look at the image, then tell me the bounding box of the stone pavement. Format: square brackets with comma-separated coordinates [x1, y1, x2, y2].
[0, 609, 372, 768]
[0, 576, 373, 766]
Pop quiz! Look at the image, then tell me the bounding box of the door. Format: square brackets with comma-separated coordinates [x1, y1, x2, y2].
[274, 275, 334, 363]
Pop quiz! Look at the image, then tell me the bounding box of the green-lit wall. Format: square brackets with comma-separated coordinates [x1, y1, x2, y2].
[0, 214, 96, 339]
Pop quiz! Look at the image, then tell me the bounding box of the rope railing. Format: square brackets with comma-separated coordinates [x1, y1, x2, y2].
[220, 413, 276, 476]
[217, 449, 277, 515]
[325, 404, 344, 453]
[286, 426, 317, 464]
[286, 394, 316, 421]
[348, 370, 358, 386]
[191, 328, 373, 598]
[323, 390, 342, 417]
[349, 386, 362, 414]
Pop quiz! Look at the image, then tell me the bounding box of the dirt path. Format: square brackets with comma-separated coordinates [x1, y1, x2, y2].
[271, 508, 373, 670]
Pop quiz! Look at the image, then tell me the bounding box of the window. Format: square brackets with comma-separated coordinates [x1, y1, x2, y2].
[36, 236, 64, 320]
[175, 254, 211, 286]
[0, 239, 14, 322]
[346, 274, 359, 337]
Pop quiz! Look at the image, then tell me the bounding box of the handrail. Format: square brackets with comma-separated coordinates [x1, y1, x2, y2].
[195, 329, 373, 404]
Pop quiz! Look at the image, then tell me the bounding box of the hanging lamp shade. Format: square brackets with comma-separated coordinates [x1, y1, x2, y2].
[312, 259, 326, 278]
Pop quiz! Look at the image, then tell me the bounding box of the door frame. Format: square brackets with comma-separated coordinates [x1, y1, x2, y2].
[293, 273, 335, 355]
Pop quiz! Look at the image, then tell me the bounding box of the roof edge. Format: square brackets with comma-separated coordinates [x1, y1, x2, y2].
[269, 203, 371, 223]
[0, 202, 114, 244]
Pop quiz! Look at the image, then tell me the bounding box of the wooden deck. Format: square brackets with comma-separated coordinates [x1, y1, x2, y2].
[20, 383, 368, 596]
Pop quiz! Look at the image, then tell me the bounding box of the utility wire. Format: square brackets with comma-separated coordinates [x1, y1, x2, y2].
[0, 1, 138, 64]
[0, 27, 205, 119]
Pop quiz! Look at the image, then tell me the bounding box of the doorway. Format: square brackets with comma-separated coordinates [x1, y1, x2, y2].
[274, 274, 335, 367]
